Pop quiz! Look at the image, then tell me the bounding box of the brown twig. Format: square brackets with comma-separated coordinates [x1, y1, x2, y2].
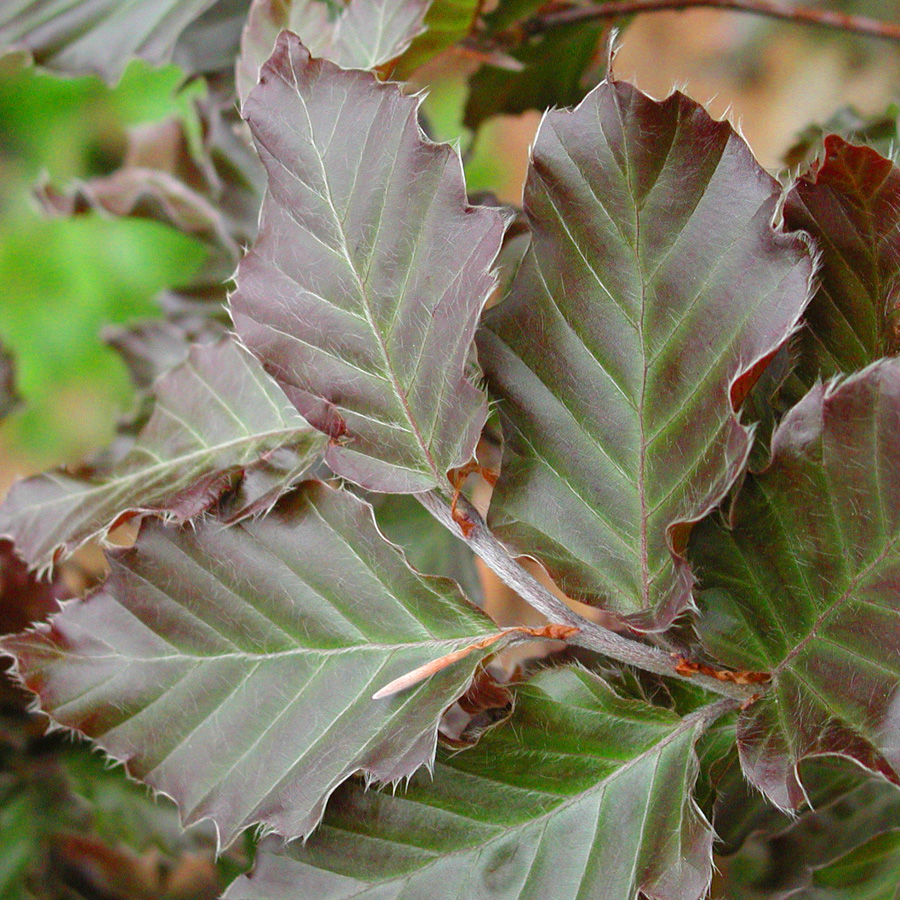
[417, 489, 759, 702]
[501, 0, 900, 44]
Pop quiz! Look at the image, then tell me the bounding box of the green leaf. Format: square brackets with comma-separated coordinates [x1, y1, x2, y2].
[231, 33, 506, 492]
[372, 492, 484, 604]
[0, 0, 222, 82]
[0, 339, 326, 572]
[692, 358, 900, 809]
[3, 481, 499, 845]
[782, 137, 900, 401]
[477, 79, 814, 630]
[393, 0, 479, 76]
[463, 20, 607, 130]
[40, 95, 266, 321]
[718, 770, 900, 899]
[224, 667, 718, 900]
[800, 829, 900, 900]
[237, 0, 430, 105]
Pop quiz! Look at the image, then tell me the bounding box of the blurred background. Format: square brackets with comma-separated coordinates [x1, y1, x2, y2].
[0, 5, 898, 897]
[1, 10, 899, 482]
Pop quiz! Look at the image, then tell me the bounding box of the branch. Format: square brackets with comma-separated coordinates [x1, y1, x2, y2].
[417, 489, 758, 702]
[501, 0, 900, 44]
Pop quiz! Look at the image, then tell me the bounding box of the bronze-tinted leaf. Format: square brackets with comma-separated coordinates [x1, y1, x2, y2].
[692, 358, 900, 809]
[3, 482, 498, 845]
[478, 79, 814, 630]
[783, 136, 900, 399]
[225, 668, 718, 900]
[0, 340, 325, 572]
[0, 0, 221, 82]
[231, 33, 505, 492]
[236, 0, 430, 105]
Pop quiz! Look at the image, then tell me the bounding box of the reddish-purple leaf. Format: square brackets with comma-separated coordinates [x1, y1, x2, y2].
[3, 482, 498, 845]
[0, 0, 221, 82]
[225, 668, 718, 900]
[477, 79, 815, 630]
[230, 32, 506, 492]
[236, 0, 429, 106]
[0, 340, 325, 573]
[783, 136, 900, 398]
[692, 358, 900, 809]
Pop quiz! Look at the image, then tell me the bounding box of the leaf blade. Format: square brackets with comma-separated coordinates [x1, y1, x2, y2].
[477, 79, 814, 629]
[3, 481, 499, 845]
[0, 0, 221, 82]
[230, 32, 506, 492]
[0, 339, 325, 572]
[783, 136, 900, 399]
[224, 668, 717, 900]
[692, 358, 900, 809]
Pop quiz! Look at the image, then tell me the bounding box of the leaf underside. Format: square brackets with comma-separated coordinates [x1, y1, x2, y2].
[477, 78, 814, 630]
[782, 136, 900, 402]
[0, 0, 220, 81]
[692, 358, 900, 809]
[0, 339, 325, 572]
[225, 667, 714, 900]
[2, 481, 499, 846]
[230, 32, 505, 492]
[237, 0, 430, 106]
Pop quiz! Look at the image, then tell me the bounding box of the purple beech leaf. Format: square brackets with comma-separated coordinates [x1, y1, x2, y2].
[691, 357, 900, 809]
[0, 0, 221, 82]
[2, 481, 499, 845]
[236, 0, 430, 106]
[224, 667, 717, 900]
[103, 318, 227, 394]
[230, 32, 506, 493]
[172, 0, 252, 76]
[477, 79, 815, 630]
[0, 339, 325, 573]
[782, 136, 900, 400]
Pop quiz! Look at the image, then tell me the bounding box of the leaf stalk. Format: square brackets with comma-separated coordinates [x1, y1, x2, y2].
[417, 489, 757, 702]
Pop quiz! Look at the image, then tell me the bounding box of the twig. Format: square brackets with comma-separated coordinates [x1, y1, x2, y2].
[500, 0, 900, 44]
[417, 489, 758, 702]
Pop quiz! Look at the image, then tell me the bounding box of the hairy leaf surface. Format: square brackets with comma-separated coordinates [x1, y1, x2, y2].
[692, 358, 900, 808]
[0, 340, 325, 572]
[225, 667, 716, 900]
[0, 0, 220, 81]
[237, 0, 429, 105]
[782, 137, 900, 399]
[230, 32, 505, 492]
[477, 79, 814, 629]
[3, 482, 499, 845]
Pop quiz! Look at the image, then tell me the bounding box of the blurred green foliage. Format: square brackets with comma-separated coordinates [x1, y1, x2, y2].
[0, 61, 208, 467]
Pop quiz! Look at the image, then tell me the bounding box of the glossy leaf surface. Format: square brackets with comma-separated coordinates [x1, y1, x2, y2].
[693, 358, 900, 809]
[0, 340, 325, 572]
[0, 0, 219, 81]
[478, 79, 814, 629]
[3, 482, 499, 845]
[231, 33, 505, 492]
[782, 137, 900, 399]
[225, 667, 716, 900]
[237, 0, 429, 105]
